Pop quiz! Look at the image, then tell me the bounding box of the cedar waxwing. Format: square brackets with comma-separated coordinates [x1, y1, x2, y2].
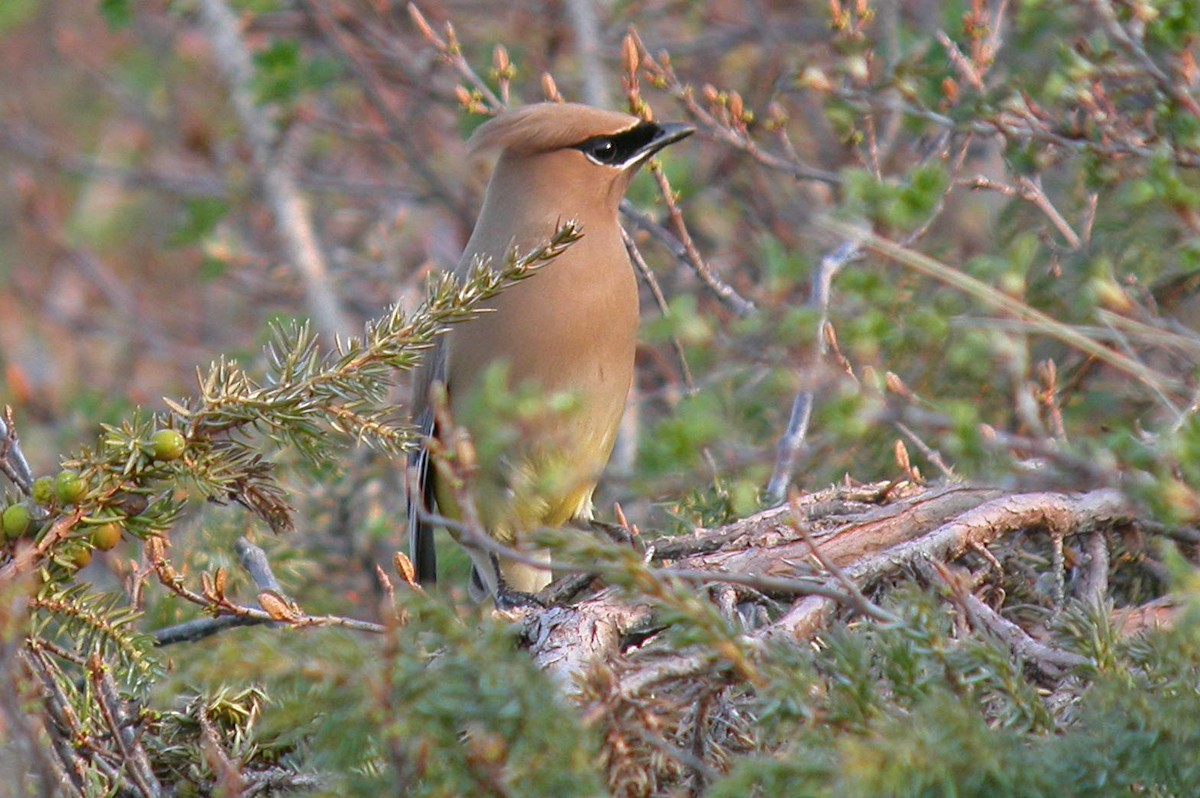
[407, 103, 694, 600]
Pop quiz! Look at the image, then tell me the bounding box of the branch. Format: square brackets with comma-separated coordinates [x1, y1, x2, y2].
[764, 240, 862, 504]
[196, 0, 352, 339]
[0, 406, 34, 492]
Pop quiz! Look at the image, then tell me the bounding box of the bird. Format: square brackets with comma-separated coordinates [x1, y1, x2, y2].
[406, 102, 694, 602]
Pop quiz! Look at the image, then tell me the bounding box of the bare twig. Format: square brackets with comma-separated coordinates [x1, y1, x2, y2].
[787, 493, 899, 624]
[964, 175, 1082, 249]
[89, 656, 164, 798]
[1078, 531, 1110, 606]
[929, 561, 1088, 676]
[0, 406, 34, 492]
[646, 164, 757, 317]
[147, 537, 385, 637]
[627, 27, 839, 185]
[622, 227, 695, 392]
[408, 3, 504, 112]
[198, 703, 247, 796]
[20, 647, 94, 795]
[234, 537, 283, 594]
[765, 240, 862, 504]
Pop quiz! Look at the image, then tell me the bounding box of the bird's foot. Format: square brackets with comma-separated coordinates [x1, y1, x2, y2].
[493, 584, 546, 612]
[588, 517, 642, 552]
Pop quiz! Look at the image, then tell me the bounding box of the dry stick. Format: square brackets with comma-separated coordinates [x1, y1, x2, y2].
[235, 536, 283, 593]
[21, 649, 94, 795]
[89, 657, 164, 798]
[622, 227, 696, 392]
[1094, 308, 1200, 359]
[937, 29, 985, 91]
[1098, 313, 1183, 419]
[965, 175, 1082, 250]
[648, 163, 757, 317]
[787, 492, 899, 624]
[196, 0, 351, 340]
[765, 240, 862, 505]
[766, 487, 1133, 644]
[926, 560, 1088, 674]
[834, 84, 1200, 166]
[894, 421, 955, 479]
[0, 406, 33, 491]
[198, 703, 247, 795]
[1079, 531, 1110, 606]
[149, 537, 385, 645]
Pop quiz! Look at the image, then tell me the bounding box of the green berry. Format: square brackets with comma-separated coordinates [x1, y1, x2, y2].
[151, 429, 186, 461]
[91, 522, 123, 551]
[32, 476, 54, 506]
[2, 505, 30, 540]
[54, 471, 86, 505]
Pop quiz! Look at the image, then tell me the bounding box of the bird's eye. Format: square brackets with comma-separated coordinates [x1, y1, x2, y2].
[584, 138, 618, 164]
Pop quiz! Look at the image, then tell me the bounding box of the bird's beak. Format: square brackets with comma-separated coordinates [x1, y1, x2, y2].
[631, 122, 695, 165]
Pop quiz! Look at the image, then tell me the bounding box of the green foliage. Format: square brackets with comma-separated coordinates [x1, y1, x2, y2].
[97, 0, 131, 28]
[168, 197, 231, 247]
[252, 38, 341, 106]
[367, 596, 606, 798]
[712, 592, 1200, 798]
[30, 583, 159, 686]
[0, 0, 38, 32]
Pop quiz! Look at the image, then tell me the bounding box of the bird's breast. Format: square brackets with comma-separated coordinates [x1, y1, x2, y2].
[448, 232, 639, 409]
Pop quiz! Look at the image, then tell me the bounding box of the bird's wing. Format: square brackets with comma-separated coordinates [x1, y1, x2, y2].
[406, 336, 447, 584]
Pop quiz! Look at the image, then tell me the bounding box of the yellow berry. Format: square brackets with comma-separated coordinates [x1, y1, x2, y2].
[70, 546, 93, 569]
[91, 522, 123, 551]
[151, 429, 186, 461]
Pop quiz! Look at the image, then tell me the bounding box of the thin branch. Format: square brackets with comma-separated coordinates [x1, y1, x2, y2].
[89, 656, 163, 798]
[622, 227, 696, 392]
[765, 240, 862, 504]
[964, 175, 1082, 249]
[0, 406, 34, 492]
[648, 162, 757, 317]
[788, 492, 900, 624]
[929, 561, 1088, 675]
[147, 537, 385, 638]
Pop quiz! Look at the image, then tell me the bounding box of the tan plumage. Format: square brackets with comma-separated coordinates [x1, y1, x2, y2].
[408, 102, 693, 600]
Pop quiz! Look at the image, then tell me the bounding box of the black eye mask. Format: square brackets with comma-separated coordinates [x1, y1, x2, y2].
[574, 123, 665, 167]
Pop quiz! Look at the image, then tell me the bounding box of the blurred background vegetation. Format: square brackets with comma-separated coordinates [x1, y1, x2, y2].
[4, 0, 1200, 795]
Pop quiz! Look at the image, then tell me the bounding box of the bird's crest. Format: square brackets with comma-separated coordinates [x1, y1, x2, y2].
[468, 103, 642, 157]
